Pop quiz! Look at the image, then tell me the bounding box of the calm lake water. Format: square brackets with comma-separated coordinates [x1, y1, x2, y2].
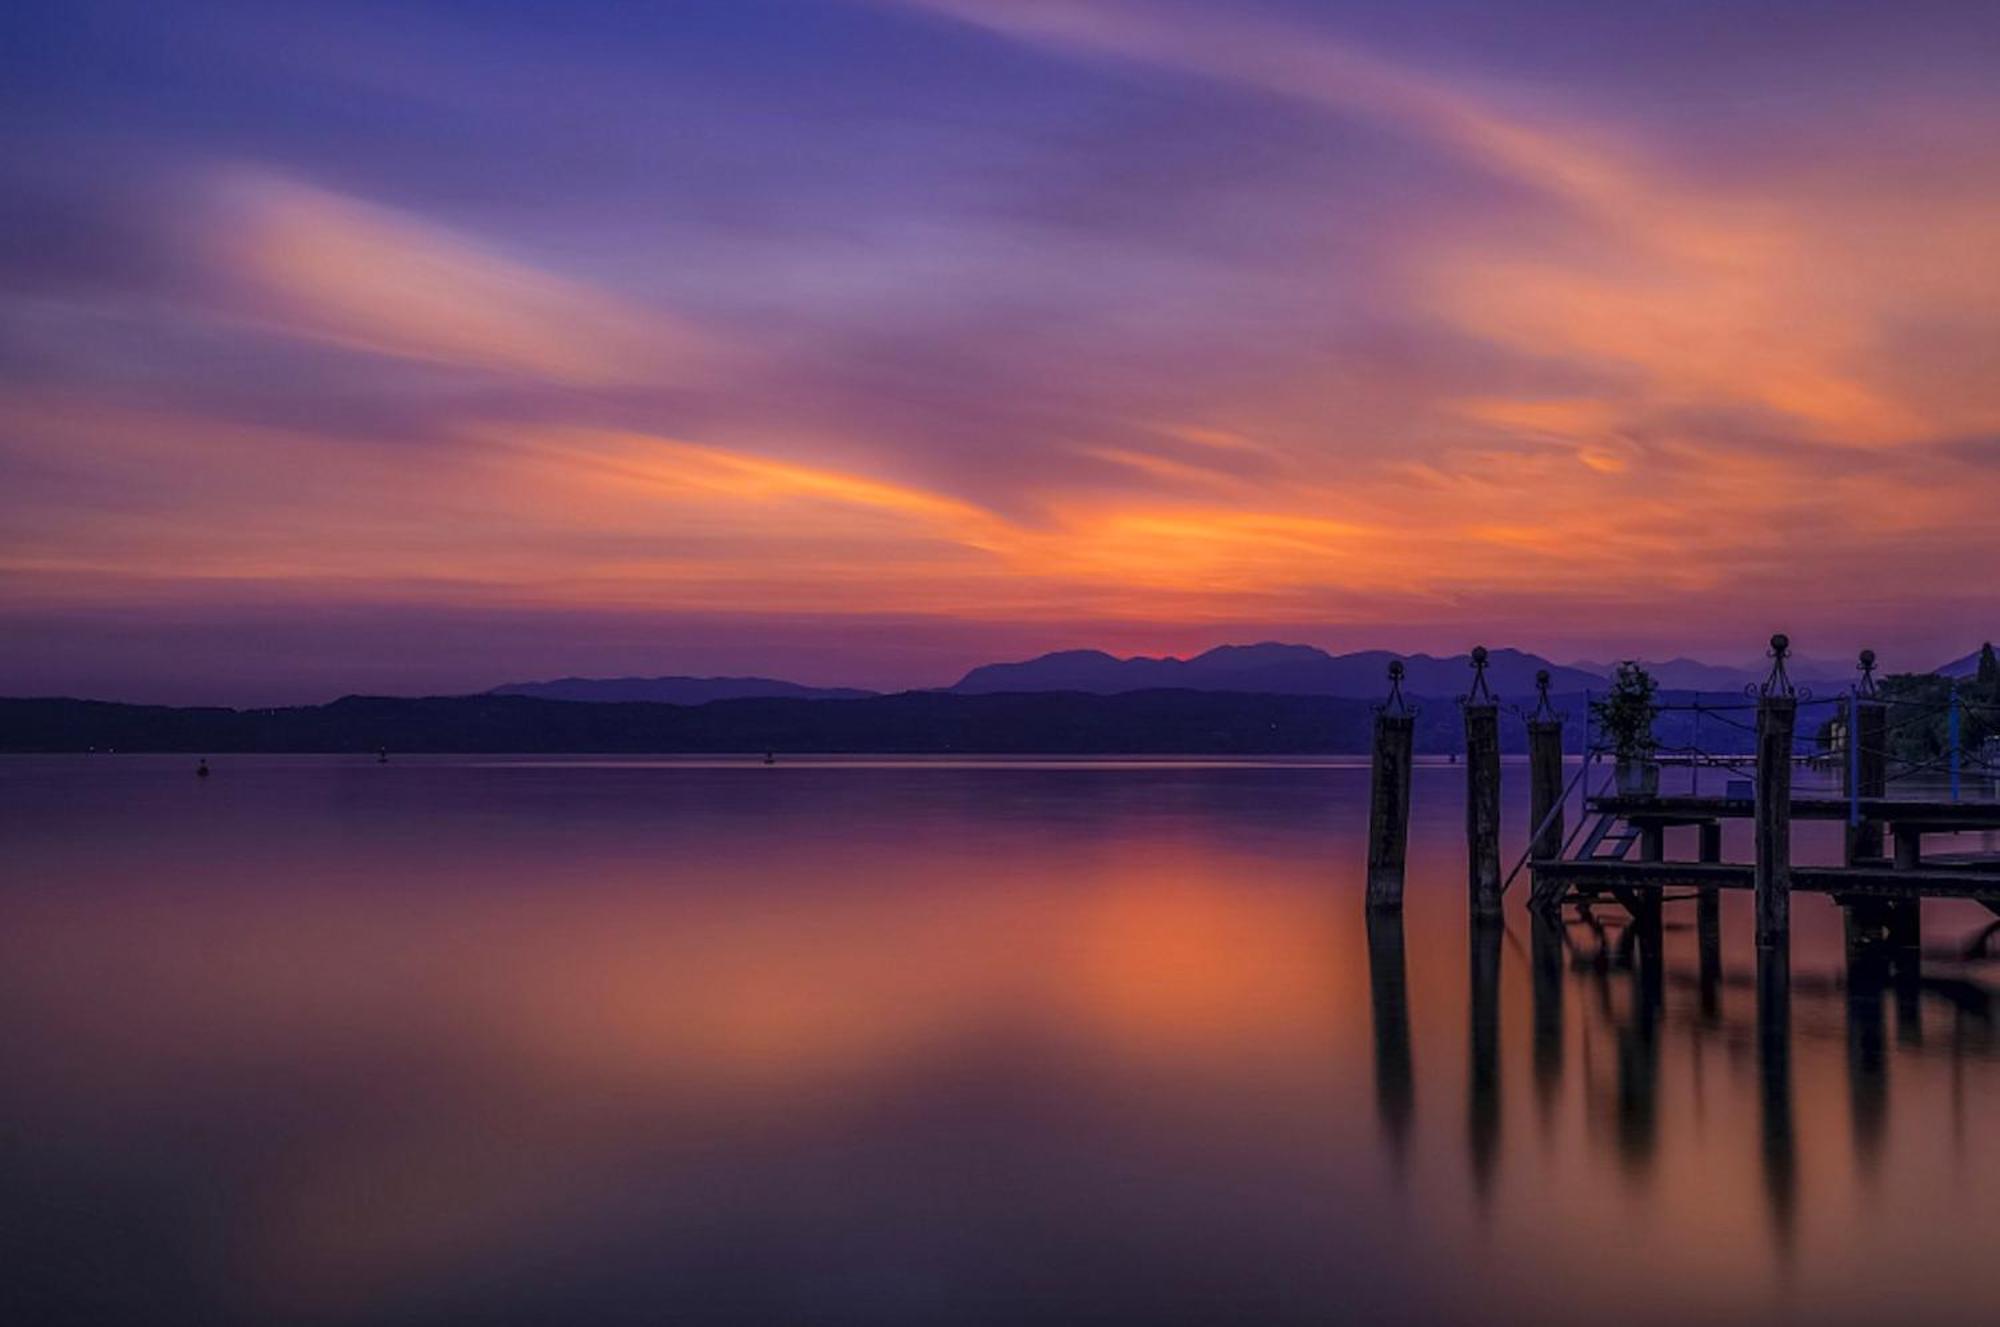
[2, 755, 1996, 1325]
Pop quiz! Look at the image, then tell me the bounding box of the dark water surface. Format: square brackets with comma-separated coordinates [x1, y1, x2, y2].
[2, 755, 1995, 1325]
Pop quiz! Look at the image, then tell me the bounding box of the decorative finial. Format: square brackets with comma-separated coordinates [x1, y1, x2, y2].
[1761, 632, 1795, 697]
[1465, 645, 1496, 705]
[1381, 659, 1409, 715]
[1530, 667, 1560, 722]
[1857, 648, 1878, 697]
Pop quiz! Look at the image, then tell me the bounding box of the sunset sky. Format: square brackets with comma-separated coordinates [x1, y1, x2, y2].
[4, 0, 1998, 703]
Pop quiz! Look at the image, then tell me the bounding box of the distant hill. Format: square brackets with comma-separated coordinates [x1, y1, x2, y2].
[1570, 653, 1861, 692]
[1571, 656, 1759, 691]
[1937, 643, 1996, 678]
[950, 642, 1603, 698]
[490, 675, 875, 704]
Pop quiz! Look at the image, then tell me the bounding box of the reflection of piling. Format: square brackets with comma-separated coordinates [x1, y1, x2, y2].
[1366, 663, 1415, 911]
[1468, 918, 1502, 1199]
[1845, 946, 1890, 1181]
[1755, 636, 1797, 950]
[1527, 670, 1567, 913]
[1893, 951, 1925, 1048]
[1697, 820, 1723, 1020]
[1464, 648, 1503, 922]
[1617, 919, 1663, 1173]
[1696, 881, 1723, 1023]
[1366, 909, 1415, 1166]
[1531, 909, 1565, 1120]
[1756, 944, 1797, 1257]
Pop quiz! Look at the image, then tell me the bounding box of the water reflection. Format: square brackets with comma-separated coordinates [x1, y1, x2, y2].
[1756, 944, 1797, 1257]
[1, 756, 1997, 1326]
[1369, 890, 2000, 1285]
[1365, 910, 1413, 1169]
[1467, 920, 1501, 1202]
[1530, 911, 1563, 1124]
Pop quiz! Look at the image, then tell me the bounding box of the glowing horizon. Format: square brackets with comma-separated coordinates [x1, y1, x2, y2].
[4, 1, 1998, 703]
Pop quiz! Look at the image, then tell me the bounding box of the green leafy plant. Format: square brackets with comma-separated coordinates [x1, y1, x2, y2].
[1591, 661, 1659, 762]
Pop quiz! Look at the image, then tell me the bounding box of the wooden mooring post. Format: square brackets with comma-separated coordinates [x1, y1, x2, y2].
[1842, 649, 1922, 951]
[1365, 662, 1416, 911]
[1847, 650, 1888, 864]
[1526, 669, 1566, 913]
[1755, 634, 1797, 950]
[1464, 647, 1503, 922]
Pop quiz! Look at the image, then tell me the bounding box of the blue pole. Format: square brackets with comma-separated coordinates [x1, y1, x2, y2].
[1950, 681, 1962, 802]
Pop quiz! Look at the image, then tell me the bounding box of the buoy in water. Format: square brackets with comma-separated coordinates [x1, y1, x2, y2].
[196, 758, 211, 779]
[378, 747, 389, 764]
[763, 751, 776, 766]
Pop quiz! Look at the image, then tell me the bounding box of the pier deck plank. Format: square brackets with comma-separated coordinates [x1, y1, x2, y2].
[1587, 794, 2000, 828]
[1533, 858, 2000, 902]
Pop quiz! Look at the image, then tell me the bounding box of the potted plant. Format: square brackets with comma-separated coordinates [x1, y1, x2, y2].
[1592, 661, 1660, 796]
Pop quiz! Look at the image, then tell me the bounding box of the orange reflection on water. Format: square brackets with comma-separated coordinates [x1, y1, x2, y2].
[1, 757, 1996, 1325]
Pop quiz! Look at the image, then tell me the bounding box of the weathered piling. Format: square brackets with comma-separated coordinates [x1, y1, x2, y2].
[1847, 650, 1888, 864]
[1464, 647, 1503, 922]
[1526, 670, 1566, 912]
[1755, 635, 1797, 950]
[1365, 662, 1416, 911]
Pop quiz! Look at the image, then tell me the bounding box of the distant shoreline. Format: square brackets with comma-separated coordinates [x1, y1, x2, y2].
[0, 689, 1751, 757]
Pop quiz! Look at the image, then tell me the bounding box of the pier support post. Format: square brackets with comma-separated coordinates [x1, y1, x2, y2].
[1526, 670, 1566, 913]
[1698, 820, 1723, 864]
[1464, 648, 1503, 922]
[1845, 895, 1922, 954]
[1847, 651, 1887, 864]
[1755, 635, 1797, 951]
[1366, 663, 1416, 911]
[1629, 820, 1665, 941]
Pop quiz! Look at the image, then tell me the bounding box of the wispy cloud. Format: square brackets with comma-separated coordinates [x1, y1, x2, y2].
[207, 171, 715, 385]
[890, 0, 1998, 449]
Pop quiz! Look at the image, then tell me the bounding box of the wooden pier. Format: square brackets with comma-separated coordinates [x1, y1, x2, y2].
[1369, 636, 2000, 950]
[1526, 638, 2000, 945]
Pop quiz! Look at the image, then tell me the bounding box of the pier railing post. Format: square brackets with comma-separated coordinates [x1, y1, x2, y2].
[1755, 634, 1797, 951]
[1366, 663, 1416, 911]
[1463, 647, 1503, 922]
